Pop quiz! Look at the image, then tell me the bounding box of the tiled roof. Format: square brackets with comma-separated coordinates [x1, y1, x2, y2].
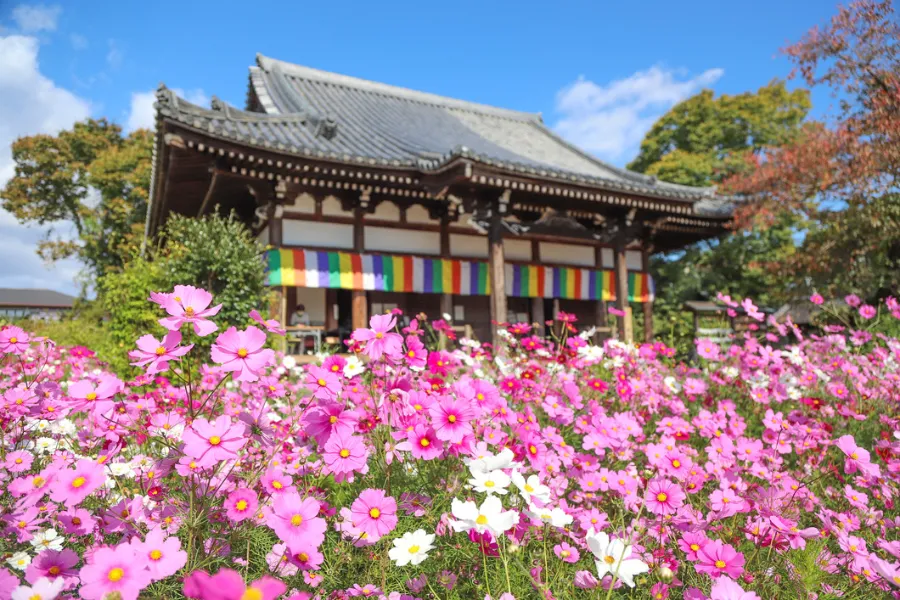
[153, 54, 735, 217]
[0, 288, 75, 308]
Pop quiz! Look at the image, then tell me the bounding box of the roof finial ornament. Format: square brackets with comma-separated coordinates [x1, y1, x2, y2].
[315, 117, 339, 140]
[211, 96, 225, 112]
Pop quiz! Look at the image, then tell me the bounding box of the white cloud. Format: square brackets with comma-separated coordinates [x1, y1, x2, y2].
[106, 39, 123, 69]
[11, 4, 61, 33]
[69, 33, 87, 50]
[126, 88, 208, 132]
[552, 66, 724, 164]
[0, 34, 91, 295]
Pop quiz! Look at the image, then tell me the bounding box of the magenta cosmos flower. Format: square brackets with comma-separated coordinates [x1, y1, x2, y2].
[183, 568, 286, 600]
[0, 325, 29, 354]
[211, 325, 274, 382]
[695, 539, 745, 579]
[129, 331, 193, 375]
[25, 548, 79, 585]
[136, 527, 187, 581]
[305, 365, 341, 401]
[858, 304, 876, 319]
[49, 459, 106, 507]
[67, 375, 122, 414]
[157, 285, 222, 336]
[398, 423, 444, 460]
[249, 309, 286, 336]
[351, 314, 403, 361]
[181, 415, 247, 468]
[225, 488, 259, 523]
[429, 396, 475, 443]
[350, 489, 398, 541]
[79, 545, 152, 600]
[644, 478, 686, 516]
[322, 432, 370, 481]
[267, 491, 326, 550]
[303, 402, 357, 445]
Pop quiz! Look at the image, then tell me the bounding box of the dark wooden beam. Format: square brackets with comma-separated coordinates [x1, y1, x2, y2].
[642, 246, 653, 343]
[487, 192, 509, 347]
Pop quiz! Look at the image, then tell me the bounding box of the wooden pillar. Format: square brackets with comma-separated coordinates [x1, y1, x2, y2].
[439, 293, 453, 349]
[595, 245, 608, 336]
[642, 247, 653, 343]
[325, 289, 338, 332]
[531, 297, 545, 336]
[488, 196, 508, 348]
[614, 238, 632, 342]
[266, 186, 286, 351]
[353, 206, 365, 253]
[351, 290, 368, 332]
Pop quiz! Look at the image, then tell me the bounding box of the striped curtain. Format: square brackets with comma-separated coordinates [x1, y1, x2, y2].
[266, 249, 654, 302]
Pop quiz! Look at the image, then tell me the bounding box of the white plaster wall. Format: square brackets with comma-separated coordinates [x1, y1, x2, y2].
[366, 227, 440, 255]
[450, 234, 488, 258]
[406, 204, 438, 224]
[370, 201, 401, 221]
[540, 242, 595, 267]
[626, 250, 643, 270]
[321, 195, 353, 217]
[257, 226, 269, 247]
[288, 193, 316, 213]
[504, 239, 532, 261]
[283, 220, 353, 249]
[600, 248, 614, 269]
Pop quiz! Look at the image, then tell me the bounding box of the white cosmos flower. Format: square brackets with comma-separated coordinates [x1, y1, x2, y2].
[466, 448, 521, 475]
[7, 551, 31, 571]
[510, 471, 551, 504]
[468, 469, 511, 495]
[33, 438, 57, 455]
[585, 529, 649, 588]
[388, 529, 435, 566]
[343, 356, 365, 378]
[525, 503, 572, 528]
[450, 496, 519, 537]
[11, 576, 65, 600]
[29, 529, 63, 551]
[108, 461, 136, 478]
[282, 355, 297, 369]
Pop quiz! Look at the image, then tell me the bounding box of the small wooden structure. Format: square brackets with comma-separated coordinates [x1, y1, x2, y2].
[683, 300, 773, 344]
[146, 55, 735, 345]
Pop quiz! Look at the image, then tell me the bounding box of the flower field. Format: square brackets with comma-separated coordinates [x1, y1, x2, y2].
[2, 287, 900, 599]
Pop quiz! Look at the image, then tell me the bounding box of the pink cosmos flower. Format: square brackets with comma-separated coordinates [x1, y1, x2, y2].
[261, 469, 294, 495]
[429, 396, 475, 443]
[679, 532, 709, 561]
[249, 309, 286, 336]
[810, 293, 824, 305]
[129, 331, 193, 375]
[181, 415, 247, 468]
[25, 548, 79, 585]
[351, 314, 403, 361]
[305, 365, 341, 401]
[6, 506, 43, 542]
[67, 375, 122, 414]
[644, 478, 685, 516]
[4, 450, 33, 473]
[696, 539, 745, 579]
[225, 488, 259, 523]
[710, 487, 744, 517]
[303, 402, 358, 446]
[57, 508, 96, 536]
[183, 568, 286, 600]
[49, 459, 106, 507]
[858, 304, 876, 320]
[79, 545, 152, 600]
[322, 432, 370, 481]
[835, 435, 873, 475]
[0, 325, 29, 354]
[844, 293, 862, 307]
[710, 576, 761, 600]
[554, 542, 580, 563]
[350, 489, 398, 541]
[137, 527, 188, 581]
[157, 285, 222, 336]
[267, 491, 326, 550]
[211, 326, 275, 382]
[397, 423, 443, 460]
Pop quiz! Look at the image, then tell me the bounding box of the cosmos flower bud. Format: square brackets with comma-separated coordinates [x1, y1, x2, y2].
[657, 566, 674, 582]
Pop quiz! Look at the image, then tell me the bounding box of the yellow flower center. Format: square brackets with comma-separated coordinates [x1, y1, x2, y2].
[329, 415, 338, 424]
[14, 458, 22, 464]
[604, 555, 616, 564]
[184, 307, 195, 317]
[475, 514, 488, 525]
[672, 460, 681, 468]
[86, 392, 97, 401]
[375, 332, 384, 339]
[150, 549, 163, 560]
[369, 508, 381, 519]
[272, 481, 283, 489]
[339, 448, 350, 458]
[656, 492, 668, 502]
[155, 346, 166, 356]
[291, 514, 303, 526]
[71, 476, 86, 489]
[447, 415, 457, 423]
[108, 567, 125, 582]
[715, 560, 726, 569]
[298, 552, 309, 561]
[419, 438, 430, 447]
[690, 544, 700, 551]
[17, 520, 26, 528]
[408, 544, 421, 554]
[10, 337, 17, 343]
[524, 484, 534, 492]
[237, 348, 248, 358]
[484, 480, 495, 488]
[317, 378, 326, 387]
[48, 565, 61, 575]
[241, 590, 263, 600]
[236, 500, 248, 511]
[851, 452, 859, 459]
[208, 436, 221, 446]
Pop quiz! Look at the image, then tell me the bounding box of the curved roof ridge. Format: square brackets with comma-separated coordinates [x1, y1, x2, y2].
[256, 53, 541, 122]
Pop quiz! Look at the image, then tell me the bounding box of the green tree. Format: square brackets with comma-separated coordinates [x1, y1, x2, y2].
[0, 119, 152, 278]
[628, 81, 811, 186]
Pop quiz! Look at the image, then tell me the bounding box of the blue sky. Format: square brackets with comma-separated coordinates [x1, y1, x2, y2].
[1, 0, 840, 293]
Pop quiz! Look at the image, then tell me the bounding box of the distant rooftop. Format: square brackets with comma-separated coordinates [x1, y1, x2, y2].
[0, 288, 76, 309]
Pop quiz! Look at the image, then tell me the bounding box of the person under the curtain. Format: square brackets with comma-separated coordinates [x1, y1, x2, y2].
[290, 304, 311, 327]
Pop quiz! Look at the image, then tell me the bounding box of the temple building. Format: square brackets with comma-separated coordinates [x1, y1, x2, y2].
[146, 54, 734, 345]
